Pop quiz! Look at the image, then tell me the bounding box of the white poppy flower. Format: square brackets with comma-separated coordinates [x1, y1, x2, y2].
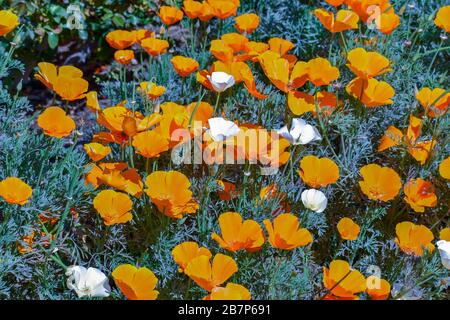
[207, 117, 240, 142]
[207, 71, 235, 93]
[277, 118, 322, 145]
[66, 266, 110, 298]
[301, 189, 327, 213]
[436, 240, 450, 270]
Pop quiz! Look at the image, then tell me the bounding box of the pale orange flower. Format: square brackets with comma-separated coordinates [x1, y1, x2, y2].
[172, 241, 212, 273]
[159, 6, 184, 25]
[403, 178, 437, 213]
[112, 264, 159, 300]
[337, 217, 360, 241]
[37, 107, 76, 138]
[263, 213, 312, 250]
[298, 155, 339, 188]
[395, 221, 434, 257]
[358, 164, 401, 202]
[171, 55, 199, 77]
[0, 177, 32, 206]
[93, 190, 133, 225]
[323, 260, 366, 300]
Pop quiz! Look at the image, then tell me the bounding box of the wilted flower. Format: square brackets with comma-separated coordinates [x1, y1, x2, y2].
[93, 190, 133, 225]
[436, 240, 450, 270]
[301, 189, 327, 213]
[0, 177, 32, 206]
[234, 13, 259, 34]
[298, 155, 339, 188]
[263, 213, 312, 250]
[0, 10, 19, 36]
[112, 264, 159, 300]
[337, 217, 360, 241]
[207, 117, 240, 141]
[37, 107, 76, 138]
[358, 164, 401, 201]
[159, 6, 184, 25]
[322, 260, 366, 300]
[212, 212, 265, 252]
[207, 71, 235, 92]
[66, 266, 110, 298]
[277, 118, 322, 145]
[172, 241, 212, 273]
[395, 221, 434, 257]
[184, 253, 238, 292]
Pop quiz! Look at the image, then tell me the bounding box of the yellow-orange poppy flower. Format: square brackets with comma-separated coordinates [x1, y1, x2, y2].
[314, 9, 359, 33]
[171, 55, 199, 77]
[287, 90, 340, 116]
[440, 228, 450, 241]
[0, 10, 19, 36]
[377, 12, 400, 35]
[84, 143, 112, 162]
[105, 30, 136, 49]
[212, 212, 265, 252]
[208, 0, 238, 19]
[439, 156, 450, 180]
[132, 130, 169, 158]
[183, 1, 203, 19]
[114, 50, 134, 65]
[434, 5, 450, 32]
[93, 190, 133, 225]
[346, 77, 394, 107]
[323, 260, 366, 300]
[263, 213, 312, 250]
[416, 87, 449, 118]
[112, 264, 159, 300]
[86, 91, 101, 113]
[132, 29, 153, 42]
[306, 57, 341, 87]
[159, 6, 184, 25]
[205, 283, 251, 300]
[138, 81, 166, 100]
[184, 253, 238, 292]
[378, 126, 403, 151]
[298, 155, 339, 188]
[37, 107, 76, 138]
[140, 38, 169, 56]
[145, 171, 198, 219]
[366, 276, 390, 300]
[346, 48, 390, 79]
[403, 178, 437, 213]
[347, 0, 393, 22]
[172, 241, 212, 273]
[0, 177, 32, 206]
[34, 62, 84, 91]
[358, 164, 401, 202]
[268, 37, 295, 56]
[395, 221, 434, 257]
[337, 217, 360, 241]
[53, 75, 89, 101]
[234, 13, 259, 34]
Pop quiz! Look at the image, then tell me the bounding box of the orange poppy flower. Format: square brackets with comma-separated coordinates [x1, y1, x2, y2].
[54, 75, 89, 101]
[307, 57, 341, 86]
[346, 77, 394, 107]
[298, 155, 339, 188]
[205, 283, 251, 300]
[184, 253, 238, 292]
[186, 101, 214, 127]
[140, 37, 169, 56]
[34, 62, 84, 91]
[377, 12, 400, 35]
[171, 55, 199, 77]
[234, 13, 259, 34]
[337, 217, 360, 241]
[366, 276, 390, 300]
[112, 264, 159, 300]
[216, 180, 239, 201]
[212, 212, 265, 252]
[325, 0, 345, 5]
[83, 142, 112, 162]
[358, 164, 401, 202]
[268, 37, 295, 56]
[145, 171, 198, 219]
[347, 0, 393, 22]
[93, 190, 133, 225]
[395, 221, 434, 257]
[208, 0, 239, 19]
[132, 130, 169, 158]
[197, 2, 215, 21]
[138, 81, 166, 100]
[439, 156, 450, 180]
[114, 50, 134, 65]
[37, 107, 76, 138]
[403, 178, 437, 213]
[159, 6, 184, 25]
[263, 213, 312, 250]
[434, 5, 450, 32]
[346, 48, 391, 79]
[105, 30, 136, 49]
[172, 241, 212, 273]
[415, 87, 450, 118]
[323, 260, 366, 300]
[287, 90, 340, 116]
[440, 228, 450, 241]
[314, 9, 359, 33]
[0, 177, 32, 206]
[378, 126, 403, 151]
[86, 91, 101, 113]
[0, 10, 19, 36]
[183, 1, 203, 19]
[132, 29, 153, 42]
